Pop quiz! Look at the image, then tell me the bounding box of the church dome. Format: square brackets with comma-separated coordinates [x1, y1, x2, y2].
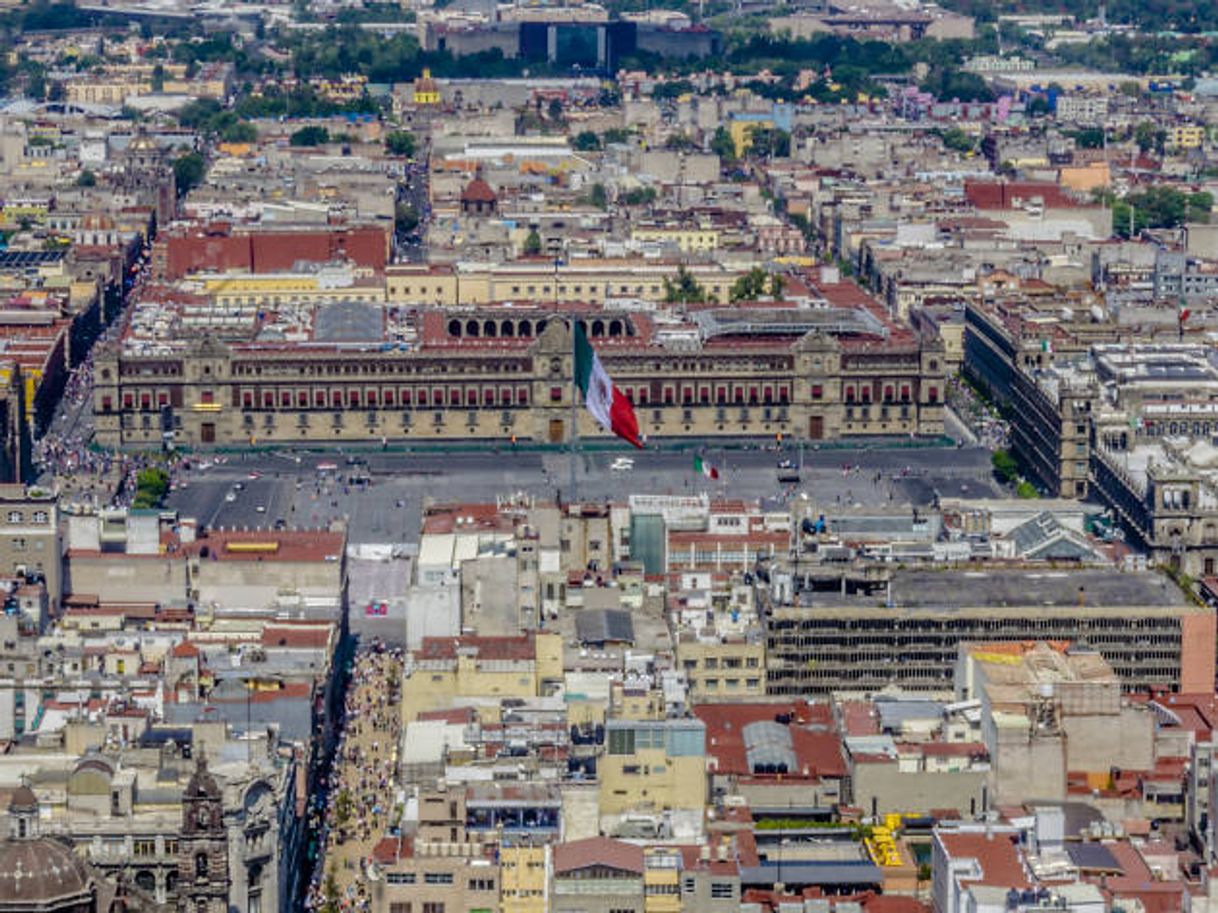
[0, 836, 93, 909]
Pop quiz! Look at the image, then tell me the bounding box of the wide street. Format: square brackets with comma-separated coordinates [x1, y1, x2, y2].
[164, 442, 1000, 544]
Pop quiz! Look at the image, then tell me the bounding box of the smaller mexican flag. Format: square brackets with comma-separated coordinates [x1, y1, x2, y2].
[694, 455, 719, 479]
[575, 322, 642, 448]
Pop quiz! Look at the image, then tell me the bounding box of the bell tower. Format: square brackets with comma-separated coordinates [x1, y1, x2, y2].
[177, 753, 230, 913]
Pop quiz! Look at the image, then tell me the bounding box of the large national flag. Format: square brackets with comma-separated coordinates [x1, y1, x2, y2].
[694, 455, 719, 479]
[574, 322, 642, 448]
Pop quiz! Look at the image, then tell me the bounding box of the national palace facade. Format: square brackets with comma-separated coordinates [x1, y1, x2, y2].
[92, 307, 947, 449]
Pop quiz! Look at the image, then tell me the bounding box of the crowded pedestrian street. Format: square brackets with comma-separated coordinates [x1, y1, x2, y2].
[307, 645, 404, 913]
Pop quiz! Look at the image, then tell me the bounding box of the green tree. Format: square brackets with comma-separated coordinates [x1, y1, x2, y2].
[172, 152, 206, 197]
[665, 132, 698, 151]
[710, 126, 736, 163]
[1112, 186, 1206, 237]
[571, 130, 602, 152]
[622, 186, 657, 207]
[1134, 121, 1165, 155]
[747, 127, 790, 158]
[547, 98, 563, 122]
[289, 125, 329, 146]
[601, 128, 631, 145]
[24, 64, 46, 101]
[664, 266, 708, 304]
[992, 449, 1018, 484]
[731, 267, 769, 302]
[1026, 95, 1051, 117]
[939, 126, 976, 153]
[132, 467, 170, 509]
[385, 130, 416, 157]
[920, 67, 993, 102]
[220, 122, 257, 143]
[1068, 127, 1105, 149]
[523, 229, 542, 256]
[150, 63, 165, 93]
[1016, 480, 1039, 499]
[394, 202, 419, 236]
[768, 272, 785, 298]
[76, 170, 96, 187]
[586, 182, 608, 209]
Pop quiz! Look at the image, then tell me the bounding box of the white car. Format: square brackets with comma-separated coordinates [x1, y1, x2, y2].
[255, 505, 267, 513]
[224, 491, 237, 503]
[610, 458, 634, 472]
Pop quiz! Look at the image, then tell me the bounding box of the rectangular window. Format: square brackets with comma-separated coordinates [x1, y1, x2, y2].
[811, 384, 823, 400]
[422, 904, 445, 913]
[550, 386, 562, 402]
[424, 873, 453, 885]
[387, 874, 416, 885]
[390, 904, 413, 913]
[711, 882, 734, 899]
[607, 727, 636, 755]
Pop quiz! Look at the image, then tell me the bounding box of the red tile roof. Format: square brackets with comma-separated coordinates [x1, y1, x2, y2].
[418, 633, 536, 662]
[964, 180, 1086, 211]
[937, 832, 1030, 889]
[694, 701, 846, 779]
[260, 623, 333, 650]
[553, 837, 644, 876]
[461, 178, 497, 204]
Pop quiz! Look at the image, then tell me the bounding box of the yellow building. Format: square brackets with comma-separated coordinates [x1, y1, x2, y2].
[200, 271, 386, 307]
[643, 848, 681, 913]
[630, 228, 720, 253]
[401, 632, 563, 721]
[66, 79, 144, 106]
[311, 74, 369, 103]
[600, 719, 706, 818]
[1168, 124, 1206, 151]
[1, 201, 49, 227]
[413, 68, 441, 105]
[675, 636, 765, 702]
[385, 259, 743, 307]
[500, 845, 549, 913]
[728, 119, 772, 157]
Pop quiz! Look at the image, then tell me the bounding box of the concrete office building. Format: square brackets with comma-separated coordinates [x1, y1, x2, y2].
[763, 568, 1215, 695]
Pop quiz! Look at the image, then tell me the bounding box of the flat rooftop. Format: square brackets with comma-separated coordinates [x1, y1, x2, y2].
[809, 568, 1188, 610]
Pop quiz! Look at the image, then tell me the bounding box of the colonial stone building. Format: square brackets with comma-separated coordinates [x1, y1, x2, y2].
[92, 308, 946, 448]
[178, 755, 231, 913]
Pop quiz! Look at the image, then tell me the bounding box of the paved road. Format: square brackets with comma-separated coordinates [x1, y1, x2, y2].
[165, 445, 1000, 545]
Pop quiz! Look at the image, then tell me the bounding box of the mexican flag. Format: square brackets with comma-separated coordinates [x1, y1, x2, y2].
[694, 455, 719, 479]
[575, 322, 642, 448]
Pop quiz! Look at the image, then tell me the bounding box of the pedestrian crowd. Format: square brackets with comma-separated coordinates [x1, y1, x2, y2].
[306, 644, 404, 912]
